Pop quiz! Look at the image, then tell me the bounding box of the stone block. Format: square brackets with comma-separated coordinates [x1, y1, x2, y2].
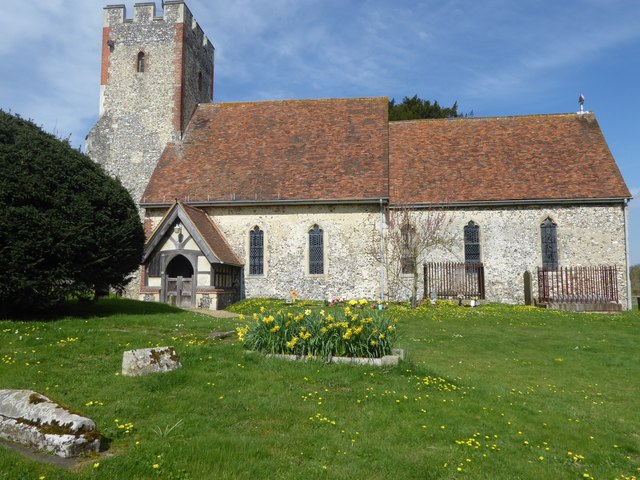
[0, 390, 100, 458]
[122, 346, 181, 376]
[264, 348, 405, 367]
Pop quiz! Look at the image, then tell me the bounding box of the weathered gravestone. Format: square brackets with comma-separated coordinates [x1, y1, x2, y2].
[0, 389, 100, 458]
[122, 346, 181, 376]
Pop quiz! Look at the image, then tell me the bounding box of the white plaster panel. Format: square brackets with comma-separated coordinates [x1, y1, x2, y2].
[197, 256, 211, 272]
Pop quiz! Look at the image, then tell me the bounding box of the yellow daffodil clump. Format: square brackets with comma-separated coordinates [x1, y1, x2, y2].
[236, 300, 398, 360]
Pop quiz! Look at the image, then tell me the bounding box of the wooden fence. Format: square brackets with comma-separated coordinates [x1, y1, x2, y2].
[424, 262, 485, 299]
[537, 265, 619, 304]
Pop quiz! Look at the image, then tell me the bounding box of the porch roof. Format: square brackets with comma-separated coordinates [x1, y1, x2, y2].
[143, 202, 243, 267]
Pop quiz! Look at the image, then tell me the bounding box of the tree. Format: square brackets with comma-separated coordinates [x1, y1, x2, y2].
[631, 264, 640, 298]
[0, 110, 144, 315]
[388, 95, 460, 121]
[369, 205, 456, 308]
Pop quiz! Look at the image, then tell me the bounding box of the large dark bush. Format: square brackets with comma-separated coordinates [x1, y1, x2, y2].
[0, 110, 144, 315]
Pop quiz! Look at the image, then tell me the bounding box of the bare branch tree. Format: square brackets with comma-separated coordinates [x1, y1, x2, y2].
[369, 204, 457, 308]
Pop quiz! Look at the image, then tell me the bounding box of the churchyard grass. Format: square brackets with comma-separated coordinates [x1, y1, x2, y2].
[0, 298, 638, 479]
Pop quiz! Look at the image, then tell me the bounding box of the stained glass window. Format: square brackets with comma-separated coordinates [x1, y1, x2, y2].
[309, 225, 324, 275]
[401, 223, 416, 274]
[541, 217, 558, 269]
[249, 226, 264, 275]
[464, 221, 481, 264]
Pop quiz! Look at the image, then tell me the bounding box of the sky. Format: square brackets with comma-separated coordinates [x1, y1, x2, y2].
[0, 0, 638, 264]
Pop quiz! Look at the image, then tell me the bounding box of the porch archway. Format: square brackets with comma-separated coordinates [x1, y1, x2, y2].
[163, 254, 195, 308]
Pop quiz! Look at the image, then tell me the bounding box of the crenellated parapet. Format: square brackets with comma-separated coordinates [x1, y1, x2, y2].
[103, 2, 213, 51]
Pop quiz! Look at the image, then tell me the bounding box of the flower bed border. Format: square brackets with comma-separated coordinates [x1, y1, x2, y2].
[261, 348, 405, 367]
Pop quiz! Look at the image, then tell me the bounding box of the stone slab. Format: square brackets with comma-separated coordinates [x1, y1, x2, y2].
[122, 346, 181, 376]
[0, 390, 100, 458]
[264, 348, 405, 367]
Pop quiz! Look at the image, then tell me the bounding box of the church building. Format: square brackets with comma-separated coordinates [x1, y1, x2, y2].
[86, 2, 633, 310]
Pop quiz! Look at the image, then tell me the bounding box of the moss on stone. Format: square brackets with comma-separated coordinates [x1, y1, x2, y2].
[28, 393, 47, 405]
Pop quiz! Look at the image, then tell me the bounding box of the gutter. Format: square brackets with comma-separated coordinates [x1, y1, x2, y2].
[390, 197, 631, 209]
[379, 198, 385, 302]
[623, 199, 632, 310]
[141, 197, 390, 209]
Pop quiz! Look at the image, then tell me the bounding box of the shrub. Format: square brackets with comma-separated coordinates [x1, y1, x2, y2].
[237, 302, 398, 360]
[0, 111, 144, 315]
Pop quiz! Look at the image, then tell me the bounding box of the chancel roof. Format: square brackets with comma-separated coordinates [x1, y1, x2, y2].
[142, 97, 390, 205]
[390, 113, 631, 205]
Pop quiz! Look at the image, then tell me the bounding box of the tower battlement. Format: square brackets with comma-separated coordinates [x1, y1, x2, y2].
[104, 2, 213, 51]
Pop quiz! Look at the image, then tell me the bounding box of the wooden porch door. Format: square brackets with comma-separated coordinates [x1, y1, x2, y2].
[166, 276, 193, 308]
[164, 255, 194, 308]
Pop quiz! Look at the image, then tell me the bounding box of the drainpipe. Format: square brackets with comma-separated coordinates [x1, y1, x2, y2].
[623, 200, 632, 310]
[379, 198, 385, 302]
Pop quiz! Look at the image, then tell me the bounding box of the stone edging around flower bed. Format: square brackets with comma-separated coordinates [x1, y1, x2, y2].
[261, 348, 405, 367]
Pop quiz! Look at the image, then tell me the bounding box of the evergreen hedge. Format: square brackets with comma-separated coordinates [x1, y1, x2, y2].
[0, 110, 144, 315]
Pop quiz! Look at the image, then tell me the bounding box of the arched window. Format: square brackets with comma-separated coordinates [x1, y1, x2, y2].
[309, 225, 324, 275]
[464, 221, 481, 264]
[541, 217, 558, 269]
[249, 226, 264, 275]
[400, 223, 416, 274]
[137, 51, 145, 73]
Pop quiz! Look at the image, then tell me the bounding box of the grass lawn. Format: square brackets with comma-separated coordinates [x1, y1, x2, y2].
[0, 298, 638, 479]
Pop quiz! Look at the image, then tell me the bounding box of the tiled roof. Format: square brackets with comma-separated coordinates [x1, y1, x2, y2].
[180, 203, 243, 266]
[389, 113, 631, 205]
[142, 97, 389, 205]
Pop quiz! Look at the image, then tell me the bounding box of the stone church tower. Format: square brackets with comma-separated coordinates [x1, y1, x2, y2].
[86, 1, 214, 207]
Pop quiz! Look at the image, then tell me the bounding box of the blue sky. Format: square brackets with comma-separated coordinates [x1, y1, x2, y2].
[0, 0, 638, 264]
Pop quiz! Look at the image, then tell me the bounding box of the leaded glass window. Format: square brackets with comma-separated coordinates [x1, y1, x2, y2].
[249, 226, 264, 275]
[541, 217, 558, 269]
[309, 225, 324, 275]
[464, 221, 481, 264]
[401, 223, 416, 274]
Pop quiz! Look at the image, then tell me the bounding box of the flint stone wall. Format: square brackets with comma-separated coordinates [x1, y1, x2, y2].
[0, 390, 100, 458]
[416, 203, 629, 307]
[86, 2, 214, 210]
[145, 202, 629, 307]
[122, 346, 182, 376]
[145, 203, 382, 302]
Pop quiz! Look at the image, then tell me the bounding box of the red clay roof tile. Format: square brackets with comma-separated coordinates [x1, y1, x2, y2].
[180, 203, 243, 266]
[390, 113, 631, 204]
[142, 97, 390, 204]
[142, 101, 630, 207]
